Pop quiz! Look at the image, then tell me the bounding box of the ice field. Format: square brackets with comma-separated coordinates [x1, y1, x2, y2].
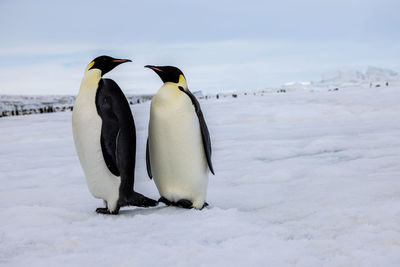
[1, 86, 400, 266]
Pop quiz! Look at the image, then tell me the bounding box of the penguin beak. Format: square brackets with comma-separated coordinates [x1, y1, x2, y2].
[145, 65, 167, 82]
[113, 59, 132, 64]
[144, 65, 163, 73]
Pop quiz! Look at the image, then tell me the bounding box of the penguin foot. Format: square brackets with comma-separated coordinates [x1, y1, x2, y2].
[158, 197, 208, 210]
[176, 199, 193, 209]
[126, 192, 158, 207]
[158, 197, 172, 206]
[200, 202, 209, 210]
[96, 207, 119, 215]
[158, 197, 191, 208]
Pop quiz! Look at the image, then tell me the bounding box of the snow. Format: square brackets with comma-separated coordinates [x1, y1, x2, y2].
[1, 86, 400, 266]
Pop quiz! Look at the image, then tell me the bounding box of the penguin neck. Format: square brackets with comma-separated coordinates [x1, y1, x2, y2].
[156, 75, 188, 101]
[157, 82, 182, 102]
[80, 69, 102, 91]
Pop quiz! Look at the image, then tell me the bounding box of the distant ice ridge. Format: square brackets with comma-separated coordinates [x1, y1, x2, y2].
[282, 66, 400, 91]
[282, 81, 313, 92]
[320, 66, 398, 85]
[320, 70, 365, 84]
[365, 66, 398, 82]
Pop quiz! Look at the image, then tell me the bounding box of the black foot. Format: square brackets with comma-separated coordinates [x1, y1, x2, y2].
[200, 202, 209, 210]
[158, 197, 207, 210]
[158, 197, 172, 205]
[158, 197, 192, 208]
[127, 192, 158, 207]
[158, 197, 208, 209]
[176, 199, 193, 209]
[95, 207, 119, 215]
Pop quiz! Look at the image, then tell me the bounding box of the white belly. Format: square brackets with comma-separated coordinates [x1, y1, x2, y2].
[149, 86, 208, 209]
[72, 74, 120, 211]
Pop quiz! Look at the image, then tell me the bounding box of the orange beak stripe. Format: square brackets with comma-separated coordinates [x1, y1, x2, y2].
[150, 67, 163, 72]
[112, 59, 131, 63]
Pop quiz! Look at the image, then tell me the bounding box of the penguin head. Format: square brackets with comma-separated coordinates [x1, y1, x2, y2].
[145, 65, 188, 89]
[87, 55, 131, 76]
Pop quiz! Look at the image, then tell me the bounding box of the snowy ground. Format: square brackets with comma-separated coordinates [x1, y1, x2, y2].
[1, 87, 400, 266]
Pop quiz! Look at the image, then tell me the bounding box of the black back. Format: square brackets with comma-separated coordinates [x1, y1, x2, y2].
[180, 87, 214, 175]
[146, 137, 152, 179]
[96, 78, 136, 197]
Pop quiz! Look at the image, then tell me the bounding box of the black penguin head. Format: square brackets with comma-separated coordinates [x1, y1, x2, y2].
[144, 65, 185, 84]
[87, 55, 131, 76]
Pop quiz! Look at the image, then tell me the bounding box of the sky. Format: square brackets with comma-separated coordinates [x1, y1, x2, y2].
[0, 0, 399, 95]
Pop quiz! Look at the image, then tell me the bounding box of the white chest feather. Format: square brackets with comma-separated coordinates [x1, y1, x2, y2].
[149, 83, 208, 208]
[72, 69, 120, 210]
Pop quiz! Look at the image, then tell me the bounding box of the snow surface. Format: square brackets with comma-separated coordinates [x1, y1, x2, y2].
[1, 87, 400, 266]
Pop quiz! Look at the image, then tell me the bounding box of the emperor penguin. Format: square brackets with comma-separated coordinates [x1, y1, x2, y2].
[72, 56, 157, 215]
[145, 65, 215, 209]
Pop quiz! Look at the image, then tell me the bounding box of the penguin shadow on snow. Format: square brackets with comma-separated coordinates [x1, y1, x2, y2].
[114, 205, 168, 216]
[101, 203, 214, 217]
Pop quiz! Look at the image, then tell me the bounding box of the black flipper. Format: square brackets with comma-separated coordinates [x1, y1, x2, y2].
[179, 86, 215, 175]
[96, 78, 136, 184]
[96, 79, 156, 206]
[96, 81, 120, 176]
[146, 137, 152, 179]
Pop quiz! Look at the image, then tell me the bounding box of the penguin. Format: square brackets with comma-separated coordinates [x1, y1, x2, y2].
[72, 56, 157, 215]
[145, 65, 214, 209]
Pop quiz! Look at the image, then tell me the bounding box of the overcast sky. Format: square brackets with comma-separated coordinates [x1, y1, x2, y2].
[0, 0, 399, 94]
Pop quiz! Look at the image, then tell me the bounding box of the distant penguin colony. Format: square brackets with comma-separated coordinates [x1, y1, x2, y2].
[72, 56, 157, 215]
[72, 56, 214, 214]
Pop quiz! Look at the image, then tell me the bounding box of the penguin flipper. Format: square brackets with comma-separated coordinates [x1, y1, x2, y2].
[179, 87, 215, 175]
[96, 79, 136, 181]
[96, 80, 120, 177]
[146, 137, 152, 179]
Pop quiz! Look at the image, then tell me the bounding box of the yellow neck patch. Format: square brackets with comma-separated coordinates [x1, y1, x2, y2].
[87, 61, 95, 71]
[178, 74, 184, 83]
[178, 74, 188, 90]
